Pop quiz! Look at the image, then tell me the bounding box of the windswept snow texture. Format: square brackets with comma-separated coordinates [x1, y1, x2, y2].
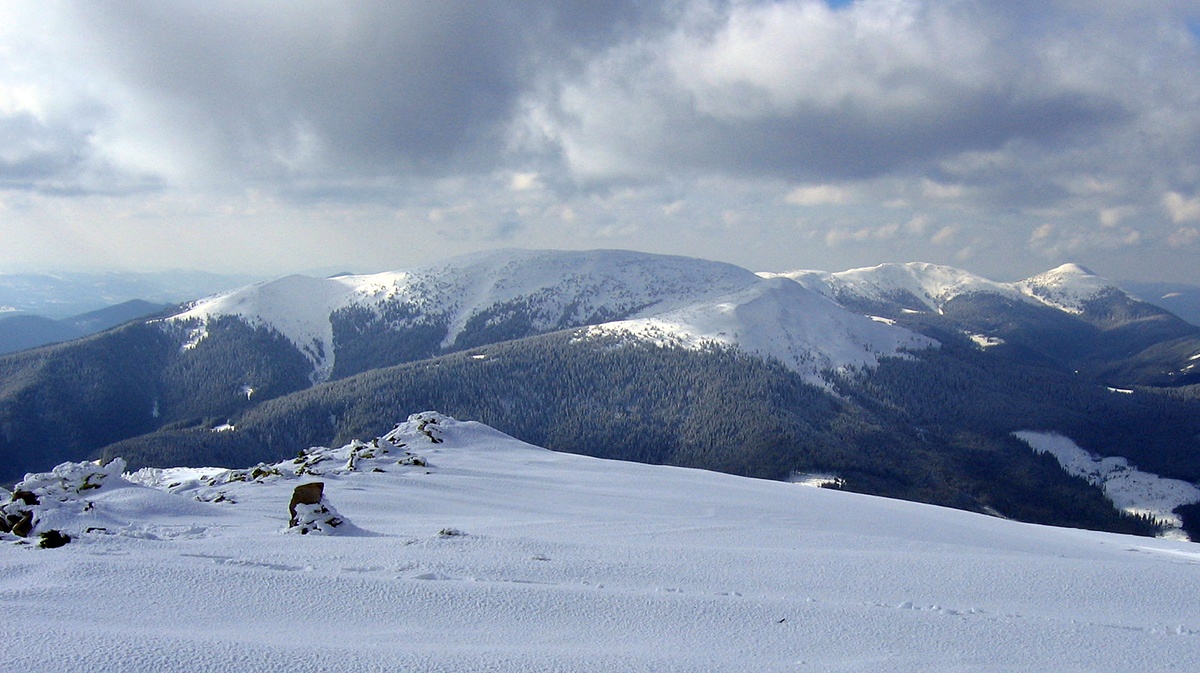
[4, 413, 1200, 672]
[772, 261, 1122, 315]
[1015, 431, 1200, 539]
[170, 249, 758, 380]
[587, 276, 934, 385]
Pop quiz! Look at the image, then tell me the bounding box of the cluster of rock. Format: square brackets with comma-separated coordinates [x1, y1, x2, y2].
[277, 414, 449, 534]
[1, 458, 126, 548]
[6, 413, 455, 543]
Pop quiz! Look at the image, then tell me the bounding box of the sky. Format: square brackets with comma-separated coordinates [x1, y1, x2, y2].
[2, 0, 1200, 283]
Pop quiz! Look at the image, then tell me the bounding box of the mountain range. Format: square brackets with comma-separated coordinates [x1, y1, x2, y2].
[3, 249, 1199, 539]
[0, 299, 169, 354]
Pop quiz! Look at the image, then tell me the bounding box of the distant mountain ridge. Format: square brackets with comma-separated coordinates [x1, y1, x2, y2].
[1120, 280, 1200, 327]
[167, 253, 1200, 388]
[773, 261, 1200, 386]
[773, 262, 1121, 314]
[0, 299, 168, 355]
[170, 249, 930, 384]
[0, 270, 260, 319]
[3, 249, 1200, 541]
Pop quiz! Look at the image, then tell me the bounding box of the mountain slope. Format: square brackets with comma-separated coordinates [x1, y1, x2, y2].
[4, 414, 1200, 672]
[172, 249, 763, 381]
[101, 330, 1196, 537]
[775, 262, 1200, 386]
[3, 250, 1200, 541]
[587, 276, 935, 385]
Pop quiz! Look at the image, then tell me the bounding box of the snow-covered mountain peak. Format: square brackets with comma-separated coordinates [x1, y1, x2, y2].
[587, 275, 936, 385]
[166, 249, 761, 381]
[768, 261, 1025, 313]
[170, 273, 363, 376]
[1015, 263, 1123, 314]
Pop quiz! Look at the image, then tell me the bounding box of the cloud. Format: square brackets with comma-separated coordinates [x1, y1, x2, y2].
[2, 1, 668, 193]
[3, 1, 1200, 283]
[1163, 191, 1200, 224]
[536, 0, 1137, 184]
[930, 225, 960, 246]
[1168, 227, 1200, 248]
[510, 172, 544, 192]
[785, 184, 851, 206]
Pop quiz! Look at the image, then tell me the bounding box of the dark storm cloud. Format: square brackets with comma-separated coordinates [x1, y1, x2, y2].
[13, 0, 1197, 196]
[639, 87, 1127, 182]
[49, 0, 674, 185]
[0, 112, 87, 183]
[70, 2, 530, 178]
[537, 0, 1170, 187]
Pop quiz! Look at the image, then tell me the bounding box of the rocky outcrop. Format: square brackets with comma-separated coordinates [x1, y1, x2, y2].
[0, 458, 125, 546]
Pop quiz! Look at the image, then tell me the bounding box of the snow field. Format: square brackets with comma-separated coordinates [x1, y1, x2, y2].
[3, 415, 1199, 672]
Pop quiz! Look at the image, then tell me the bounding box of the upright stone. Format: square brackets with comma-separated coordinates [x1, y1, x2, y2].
[289, 482, 325, 527]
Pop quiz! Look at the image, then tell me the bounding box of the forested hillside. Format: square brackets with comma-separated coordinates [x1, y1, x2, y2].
[103, 331, 1195, 536]
[4, 250, 1200, 540]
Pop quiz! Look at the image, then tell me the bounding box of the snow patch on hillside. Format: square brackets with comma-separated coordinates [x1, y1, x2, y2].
[587, 276, 936, 385]
[968, 333, 1005, 348]
[1014, 431, 1200, 539]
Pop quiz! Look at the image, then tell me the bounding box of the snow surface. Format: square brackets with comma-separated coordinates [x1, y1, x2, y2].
[967, 333, 1005, 348]
[4, 413, 1200, 672]
[586, 276, 935, 385]
[1014, 431, 1200, 539]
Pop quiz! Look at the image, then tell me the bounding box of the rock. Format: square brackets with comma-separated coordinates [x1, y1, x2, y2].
[10, 511, 33, 538]
[289, 482, 325, 527]
[12, 490, 38, 506]
[38, 530, 70, 549]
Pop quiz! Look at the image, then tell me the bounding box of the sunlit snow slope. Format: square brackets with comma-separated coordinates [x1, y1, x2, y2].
[773, 261, 1124, 314]
[170, 249, 761, 380]
[168, 249, 933, 383]
[3, 413, 1199, 673]
[587, 276, 934, 384]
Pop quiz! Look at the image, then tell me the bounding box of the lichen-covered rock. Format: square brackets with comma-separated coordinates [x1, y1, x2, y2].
[2, 458, 126, 541]
[38, 530, 71, 549]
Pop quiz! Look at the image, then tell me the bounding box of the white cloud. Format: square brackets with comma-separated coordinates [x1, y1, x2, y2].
[785, 184, 851, 206]
[931, 225, 959, 246]
[1163, 191, 1200, 223]
[510, 172, 543, 191]
[1168, 227, 1200, 248]
[921, 180, 966, 201]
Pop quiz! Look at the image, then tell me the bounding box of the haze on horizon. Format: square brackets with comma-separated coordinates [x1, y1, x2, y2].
[2, 0, 1200, 284]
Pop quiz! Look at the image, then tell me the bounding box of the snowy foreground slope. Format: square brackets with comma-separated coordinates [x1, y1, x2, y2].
[4, 414, 1200, 673]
